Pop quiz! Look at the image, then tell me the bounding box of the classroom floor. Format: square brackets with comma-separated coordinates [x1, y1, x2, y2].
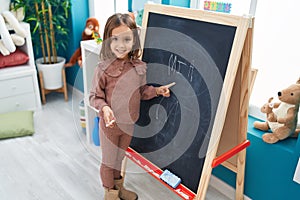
[0, 89, 232, 200]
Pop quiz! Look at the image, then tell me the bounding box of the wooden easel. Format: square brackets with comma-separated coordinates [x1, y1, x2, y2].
[39, 68, 68, 104]
[124, 64, 256, 199]
[124, 28, 255, 200]
[196, 24, 255, 200]
[120, 4, 256, 200]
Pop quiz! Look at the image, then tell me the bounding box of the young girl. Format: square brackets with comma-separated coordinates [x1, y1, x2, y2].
[89, 13, 171, 200]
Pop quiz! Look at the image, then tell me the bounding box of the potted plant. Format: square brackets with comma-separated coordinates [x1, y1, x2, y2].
[12, 0, 71, 90]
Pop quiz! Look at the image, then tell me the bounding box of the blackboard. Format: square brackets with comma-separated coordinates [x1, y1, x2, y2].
[129, 4, 251, 196]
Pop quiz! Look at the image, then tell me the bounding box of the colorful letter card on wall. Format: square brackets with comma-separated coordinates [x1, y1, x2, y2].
[198, 0, 253, 16]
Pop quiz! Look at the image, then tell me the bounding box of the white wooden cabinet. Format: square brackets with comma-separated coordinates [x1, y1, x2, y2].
[81, 40, 101, 145]
[0, 23, 41, 113]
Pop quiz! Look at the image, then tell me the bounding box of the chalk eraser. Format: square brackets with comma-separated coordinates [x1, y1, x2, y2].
[160, 169, 181, 188]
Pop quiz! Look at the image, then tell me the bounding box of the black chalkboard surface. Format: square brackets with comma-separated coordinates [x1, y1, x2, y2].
[128, 5, 252, 196]
[130, 11, 236, 193]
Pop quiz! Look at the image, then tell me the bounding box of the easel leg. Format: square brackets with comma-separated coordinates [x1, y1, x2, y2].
[235, 20, 254, 200]
[236, 149, 246, 199]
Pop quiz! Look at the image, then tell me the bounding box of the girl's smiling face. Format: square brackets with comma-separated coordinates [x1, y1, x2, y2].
[110, 25, 134, 59]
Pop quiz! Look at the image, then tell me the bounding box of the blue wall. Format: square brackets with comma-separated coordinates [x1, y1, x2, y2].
[65, 0, 89, 92]
[129, 0, 191, 11]
[162, 0, 190, 7]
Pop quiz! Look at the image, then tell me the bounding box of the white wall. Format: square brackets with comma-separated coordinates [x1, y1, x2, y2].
[250, 0, 300, 122]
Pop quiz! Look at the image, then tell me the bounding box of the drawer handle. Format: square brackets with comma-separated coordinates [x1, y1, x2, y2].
[12, 86, 17, 90]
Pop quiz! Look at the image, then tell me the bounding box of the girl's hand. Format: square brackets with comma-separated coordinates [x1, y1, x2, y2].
[102, 106, 116, 128]
[156, 86, 170, 97]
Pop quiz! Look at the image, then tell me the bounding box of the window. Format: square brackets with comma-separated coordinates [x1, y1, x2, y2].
[89, 0, 190, 35]
[89, 0, 128, 36]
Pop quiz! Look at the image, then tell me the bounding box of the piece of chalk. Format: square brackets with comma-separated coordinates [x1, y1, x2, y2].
[160, 169, 181, 188]
[165, 82, 176, 88]
[105, 119, 115, 127]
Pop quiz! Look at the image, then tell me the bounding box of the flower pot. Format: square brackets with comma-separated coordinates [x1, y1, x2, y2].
[36, 57, 66, 90]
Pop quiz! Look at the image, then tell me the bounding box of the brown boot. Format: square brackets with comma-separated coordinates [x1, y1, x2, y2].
[104, 188, 120, 200]
[114, 177, 138, 200]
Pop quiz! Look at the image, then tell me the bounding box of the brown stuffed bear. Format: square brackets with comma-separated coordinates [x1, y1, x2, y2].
[65, 17, 100, 67]
[253, 78, 300, 144]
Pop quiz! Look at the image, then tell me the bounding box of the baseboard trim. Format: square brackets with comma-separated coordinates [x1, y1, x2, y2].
[210, 175, 251, 200]
[68, 84, 84, 98]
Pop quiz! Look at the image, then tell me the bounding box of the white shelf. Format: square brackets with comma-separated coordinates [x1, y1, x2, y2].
[81, 40, 101, 145]
[0, 22, 42, 114]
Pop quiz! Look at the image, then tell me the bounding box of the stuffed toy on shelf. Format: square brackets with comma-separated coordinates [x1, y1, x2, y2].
[253, 78, 300, 144]
[65, 17, 100, 67]
[0, 0, 27, 56]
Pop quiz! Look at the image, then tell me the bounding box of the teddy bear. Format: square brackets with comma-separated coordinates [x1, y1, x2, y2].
[64, 17, 100, 67]
[0, 0, 27, 56]
[253, 78, 300, 144]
